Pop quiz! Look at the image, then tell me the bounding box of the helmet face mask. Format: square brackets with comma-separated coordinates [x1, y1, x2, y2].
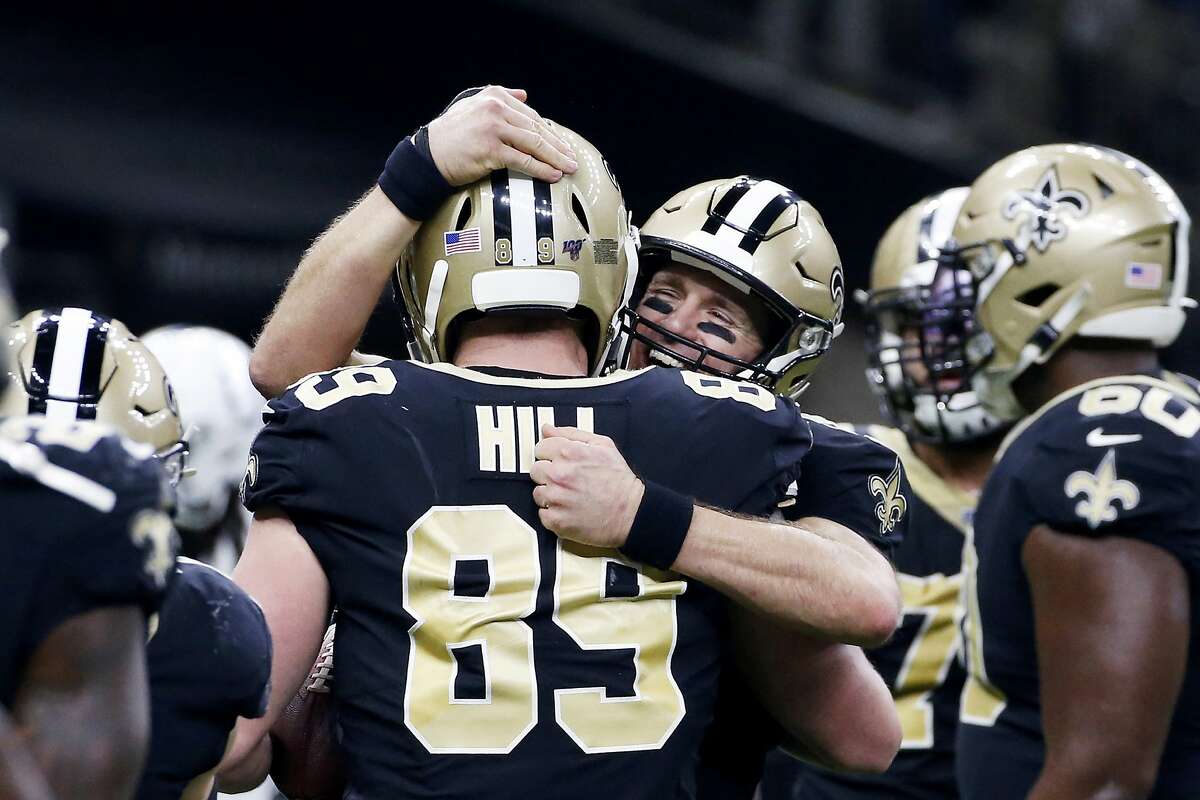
[618, 176, 844, 399]
[155, 438, 191, 488]
[864, 258, 1004, 442]
[618, 264, 834, 391]
[863, 187, 1011, 443]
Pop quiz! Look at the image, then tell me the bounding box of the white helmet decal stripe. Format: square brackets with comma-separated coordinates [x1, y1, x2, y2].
[715, 179, 793, 250]
[927, 187, 970, 257]
[44, 307, 95, 423]
[507, 170, 539, 267]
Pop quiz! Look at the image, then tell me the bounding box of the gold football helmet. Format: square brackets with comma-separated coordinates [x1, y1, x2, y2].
[623, 176, 844, 398]
[396, 121, 637, 374]
[863, 188, 1009, 442]
[949, 144, 1191, 419]
[2, 308, 189, 484]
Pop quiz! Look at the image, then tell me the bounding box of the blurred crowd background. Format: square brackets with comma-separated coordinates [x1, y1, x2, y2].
[2, 1, 1197, 420]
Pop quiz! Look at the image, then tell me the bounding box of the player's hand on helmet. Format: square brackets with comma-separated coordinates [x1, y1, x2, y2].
[531, 425, 644, 548]
[427, 86, 578, 185]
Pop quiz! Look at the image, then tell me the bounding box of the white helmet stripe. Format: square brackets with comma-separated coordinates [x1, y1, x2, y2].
[714, 179, 793, 249]
[507, 170, 539, 266]
[44, 307, 95, 423]
[927, 187, 970, 256]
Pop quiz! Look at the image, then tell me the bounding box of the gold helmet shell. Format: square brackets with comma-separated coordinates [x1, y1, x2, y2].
[863, 188, 1009, 442]
[627, 176, 845, 399]
[396, 121, 637, 374]
[2, 308, 189, 483]
[951, 144, 1191, 418]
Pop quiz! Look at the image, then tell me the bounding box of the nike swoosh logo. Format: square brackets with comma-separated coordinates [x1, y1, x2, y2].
[1086, 428, 1144, 447]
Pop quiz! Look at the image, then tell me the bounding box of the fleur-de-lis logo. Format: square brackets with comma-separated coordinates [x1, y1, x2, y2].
[829, 266, 845, 328]
[130, 509, 177, 588]
[869, 460, 908, 536]
[1064, 449, 1140, 530]
[239, 453, 259, 504]
[1002, 167, 1090, 253]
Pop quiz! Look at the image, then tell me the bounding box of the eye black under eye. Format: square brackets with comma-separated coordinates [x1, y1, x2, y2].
[643, 296, 674, 314]
[697, 321, 737, 344]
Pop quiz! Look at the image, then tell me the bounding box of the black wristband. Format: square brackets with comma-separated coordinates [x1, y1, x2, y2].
[619, 480, 694, 570]
[377, 134, 455, 221]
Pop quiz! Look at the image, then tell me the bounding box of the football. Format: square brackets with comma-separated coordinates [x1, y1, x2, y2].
[269, 623, 346, 800]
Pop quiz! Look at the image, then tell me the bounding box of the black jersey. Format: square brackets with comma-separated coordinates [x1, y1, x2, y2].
[241, 361, 810, 800]
[136, 558, 271, 800]
[773, 425, 970, 800]
[0, 416, 176, 709]
[959, 373, 1200, 799]
[785, 416, 910, 552]
[694, 419, 911, 800]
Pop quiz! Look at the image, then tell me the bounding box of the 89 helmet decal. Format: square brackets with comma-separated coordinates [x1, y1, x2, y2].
[623, 176, 844, 399]
[2, 308, 190, 484]
[948, 144, 1191, 420]
[395, 120, 638, 375]
[863, 188, 1009, 443]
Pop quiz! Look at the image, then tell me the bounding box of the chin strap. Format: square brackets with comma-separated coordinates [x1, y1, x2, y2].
[1029, 284, 1092, 367]
[420, 259, 450, 359]
[593, 219, 641, 376]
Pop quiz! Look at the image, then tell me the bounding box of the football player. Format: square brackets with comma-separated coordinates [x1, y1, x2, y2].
[219, 115, 900, 798]
[137, 558, 271, 800]
[0, 305, 178, 799]
[583, 177, 913, 797]
[242, 88, 904, 644]
[620, 175, 910, 553]
[761, 188, 1010, 799]
[143, 325, 265, 569]
[950, 144, 1200, 797]
[3, 310, 273, 800]
[238, 88, 906, 784]
[240, 87, 902, 644]
[0, 257, 53, 800]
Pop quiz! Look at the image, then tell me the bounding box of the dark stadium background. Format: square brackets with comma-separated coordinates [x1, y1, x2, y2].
[3, 1, 1197, 420]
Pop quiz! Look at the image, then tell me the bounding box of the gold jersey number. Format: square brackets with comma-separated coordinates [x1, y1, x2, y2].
[959, 527, 1007, 726]
[893, 572, 963, 748]
[402, 506, 687, 754]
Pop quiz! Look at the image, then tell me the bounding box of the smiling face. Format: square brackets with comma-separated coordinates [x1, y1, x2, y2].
[626, 262, 772, 373]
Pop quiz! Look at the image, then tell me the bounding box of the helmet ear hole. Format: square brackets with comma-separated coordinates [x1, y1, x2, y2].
[454, 197, 473, 232]
[1015, 283, 1060, 308]
[571, 193, 591, 235]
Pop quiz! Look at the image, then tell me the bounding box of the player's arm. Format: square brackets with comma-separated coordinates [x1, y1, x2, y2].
[216, 509, 330, 793]
[1023, 524, 1189, 800]
[249, 85, 577, 398]
[532, 426, 901, 646]
[732, 606, 901, 773]
[248, 185, 416, 399]
[675, 510, 899, 646]
[11, 605, 151, 800]
[0, 708, 54, 800]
